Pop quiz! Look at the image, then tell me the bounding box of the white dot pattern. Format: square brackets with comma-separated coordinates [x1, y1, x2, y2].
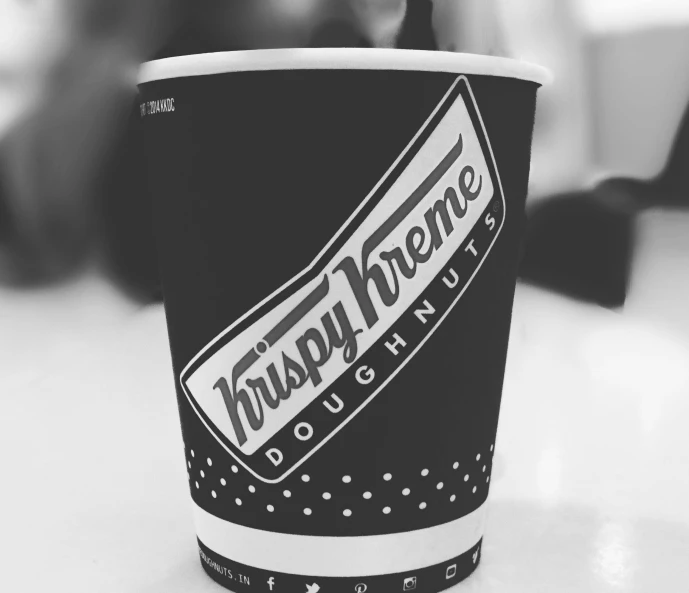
[190, 444, 494, 518]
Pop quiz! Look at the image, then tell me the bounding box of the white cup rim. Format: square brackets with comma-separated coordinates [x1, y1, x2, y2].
[138, 48, 551, 86]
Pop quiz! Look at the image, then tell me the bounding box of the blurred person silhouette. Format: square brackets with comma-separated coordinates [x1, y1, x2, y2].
[0, 0, 174, 295]
[0, 0, 417, 300]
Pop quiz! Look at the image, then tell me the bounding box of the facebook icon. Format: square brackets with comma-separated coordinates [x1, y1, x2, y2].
[267, 577, 275, 590]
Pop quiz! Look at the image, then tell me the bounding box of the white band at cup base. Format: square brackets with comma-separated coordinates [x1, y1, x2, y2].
[193, 502, 486, 577]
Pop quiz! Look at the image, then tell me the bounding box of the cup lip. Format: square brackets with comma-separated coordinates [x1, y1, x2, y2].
[138, 48, 551, 86]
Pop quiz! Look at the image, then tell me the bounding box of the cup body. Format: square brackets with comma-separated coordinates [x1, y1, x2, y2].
[138, 48, 546, 592]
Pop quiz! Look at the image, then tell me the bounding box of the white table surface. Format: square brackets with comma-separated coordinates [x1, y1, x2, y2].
[2, 210, 689, 592]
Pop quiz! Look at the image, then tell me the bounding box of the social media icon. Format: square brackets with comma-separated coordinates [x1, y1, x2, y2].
[306, 583, 320, 593]
[446, 564, 457, 579]
[355, 584, 368, 593]
[403, 576, 417, 591]
[267, 576, 276, 590]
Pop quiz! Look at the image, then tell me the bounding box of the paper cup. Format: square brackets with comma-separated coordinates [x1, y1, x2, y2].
[138, 48, 548, 592]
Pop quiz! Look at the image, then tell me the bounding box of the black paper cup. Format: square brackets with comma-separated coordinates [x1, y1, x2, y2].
[138, 49, 548, 592]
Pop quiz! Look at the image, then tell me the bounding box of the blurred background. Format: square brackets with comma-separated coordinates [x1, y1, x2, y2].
[2, 3, 689, 591]
[2, 0, 689, 401]
[1, 0, 688, 379]
[1, 0, 688, 299]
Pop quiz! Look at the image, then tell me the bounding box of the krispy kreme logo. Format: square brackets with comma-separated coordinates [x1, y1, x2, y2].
[181, 76, 506, 483]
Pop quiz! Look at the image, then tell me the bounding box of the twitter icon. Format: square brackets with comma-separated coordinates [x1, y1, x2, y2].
[305, 584, 320, 593]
